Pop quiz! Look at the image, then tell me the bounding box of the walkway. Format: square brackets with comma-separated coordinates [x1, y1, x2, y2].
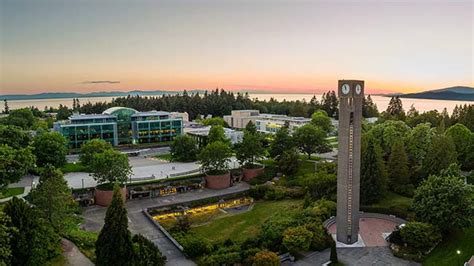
[81, 182, 250, 266]
[294, 247, 420, 266]
[61, 238, 94, 266]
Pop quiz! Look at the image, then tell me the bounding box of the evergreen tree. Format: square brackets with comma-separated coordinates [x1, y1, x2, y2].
[245, 120, 257, 134]
[360, 135, 386, 204]
[362, 95, 379, 118]
[30, 165, 76, 233]
[388, 140, 411, 195]
[384, 96, 405, 120]
[132, 234, 166, 266]
[0, 212, 14, 265]
[329, 238, 338, 265]
[4, 197, 61, 266]
[3, 99, 9, 114]
[96, 185, 134, 266]
[420, 134, 457, 181]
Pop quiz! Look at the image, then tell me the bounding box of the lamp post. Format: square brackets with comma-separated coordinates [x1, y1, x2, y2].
[457, 250, 461, 266]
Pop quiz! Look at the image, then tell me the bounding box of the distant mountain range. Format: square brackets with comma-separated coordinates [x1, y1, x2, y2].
[397, 86, 474, 101]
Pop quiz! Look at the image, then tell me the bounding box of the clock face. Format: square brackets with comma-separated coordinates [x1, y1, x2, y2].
[355, 84, 362, 95]
[342, 84, 350, 95]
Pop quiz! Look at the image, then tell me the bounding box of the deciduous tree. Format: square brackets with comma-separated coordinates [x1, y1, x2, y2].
[293, 124, 328, 159]
[79, 139, 113, 166]
[33, 131, 68, 167]
[198, 141, 232, 174]
[90, 149, 132, 185]
[311, 110, 333, 133]
[269, 125, 294, 159]
[420, 134, 457, 180]
[0, 125, 31, 149]
[170, 134, 198, 162]
[0, 144, 35, 188]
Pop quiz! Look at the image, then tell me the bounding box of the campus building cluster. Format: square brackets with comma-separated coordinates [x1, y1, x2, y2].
[54, 107, 185, 148]
[224, 110, 311, 134]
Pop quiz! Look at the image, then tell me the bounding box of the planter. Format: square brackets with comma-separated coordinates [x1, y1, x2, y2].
[205, 172, 231, 189]
[242, 165, 265, 181]
[95, 186, 127, 207]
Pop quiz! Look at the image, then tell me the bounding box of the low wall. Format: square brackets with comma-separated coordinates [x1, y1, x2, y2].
[205, 172, 231, 189]
[242, 166, 264, 181]
[323, 212, 407, 229]
[142, 209, 184, 251]
[95, 186, 127, 207]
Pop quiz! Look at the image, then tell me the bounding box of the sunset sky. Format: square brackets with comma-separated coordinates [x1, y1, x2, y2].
[1, 0, 472, 95]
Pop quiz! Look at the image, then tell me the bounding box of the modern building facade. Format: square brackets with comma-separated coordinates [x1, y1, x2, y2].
[54, 107, 183, 148]
[223, 110, 310, 134]
[336, 80, 364, 244]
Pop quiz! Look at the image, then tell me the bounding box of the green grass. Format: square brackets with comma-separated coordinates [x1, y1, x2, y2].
[0, 187, 25, 199]
[154, 153, 172, 161]
[190, 199, 302, 243]
[423, 227, 474, 266]
[45, 255, 67, 266]
[60, 162, 89, 173]
[371, 192, 413, 209]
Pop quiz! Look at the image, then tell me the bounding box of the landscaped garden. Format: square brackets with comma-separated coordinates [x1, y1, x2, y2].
[0, 187, 24, 199]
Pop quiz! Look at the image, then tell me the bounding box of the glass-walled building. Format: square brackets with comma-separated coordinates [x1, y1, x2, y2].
[54, 107, 183, 148]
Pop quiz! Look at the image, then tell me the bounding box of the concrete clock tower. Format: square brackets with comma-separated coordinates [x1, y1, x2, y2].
[336, 80, 364, 244]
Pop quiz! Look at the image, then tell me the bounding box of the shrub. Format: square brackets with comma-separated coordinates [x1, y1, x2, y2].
[300, 172, 337, 201]
[132, 234, 166, 266]
[282, 226, 313, 254]
[304, 222, 330, 251]
[249, 185, 271, 200]
[305, 199, 336, 221]
[400, 222, 441, 252]
[181, 235, 212, 258]
[260, 214, 295, 250]
[251, 250, 280, 266]
[197, 252, 241, 266]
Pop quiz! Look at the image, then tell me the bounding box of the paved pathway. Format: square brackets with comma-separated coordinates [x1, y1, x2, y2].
[0, 186, 31, 203]
[294, 247, 420, 266]
[61, 238, 94, 266]
[81, 182, 250, 266]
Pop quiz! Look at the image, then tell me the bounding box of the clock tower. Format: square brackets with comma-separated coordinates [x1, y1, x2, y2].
[336, 80, 364, 244]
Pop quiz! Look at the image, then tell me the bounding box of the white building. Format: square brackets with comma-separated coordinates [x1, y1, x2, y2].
[224, 110, 311, 134]
[185, 125, 243, 145]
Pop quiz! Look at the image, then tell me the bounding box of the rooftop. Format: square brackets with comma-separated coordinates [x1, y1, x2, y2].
[70, 114, 116, 120]
[131, 110, 172, 117]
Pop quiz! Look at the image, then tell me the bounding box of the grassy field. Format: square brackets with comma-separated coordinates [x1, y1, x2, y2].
[60, 162, 89, 173]
[371, 192, 413, 210]
[190, 199, 303, 243]
[423, 227, 474, 266]
[0, 187, 25, 199]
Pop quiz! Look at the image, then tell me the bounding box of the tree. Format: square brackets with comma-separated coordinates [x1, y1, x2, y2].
[300, 172, 337, 201]
[362, 95, 379, 118]
[278, 148, 300, 175]
[235, 131, 264, 168]
[387, 140, 411, 195]
[245, 120, 258, 134]
[4, 197, 61, 265]
[79, 139, 113, 166]
[0, 125, 31, 149]
[90, 149, 132, 185]
[293, 124, 328, 159]
[30, 165, 76, 233]
[445, 123, 474, 170]
[311, 110, 333, 133]
[170, 134, 198, 162]
[132, 234, 166, 266]
[420, 135, 457, 180]
[201, 117, 228, 127]
[198, 141, 233, 174]
[329, 238, 338, 265]
[360, 135, 386, 204]
[400, 222, 441, 251]
[2, 108, 36, 129]
[96, 185, 134, 265]
[208, 125, 228, 144]
[0, 144, 35, 188]
[405, 123, 435, 175]
[412, 165, 473, 232]
[367, 120, 411, 156]
[282, 226, 313, 254]
[33, 131, 68, 167]
[3, 99, 9, 114]
[251, 250, 280, 266]
[0, 212, 15, 265]
[269, 125, 294, 159]
[384, 96, 405, 120]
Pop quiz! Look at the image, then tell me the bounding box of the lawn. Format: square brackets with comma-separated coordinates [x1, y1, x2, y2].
[0, 187, 25, 199]
[60, 162, 89, 173]
[190, 199, 303, 243]
[154, 153, 172, 161]
[363, 191, 414, 218]
[423, 227, 474, 266]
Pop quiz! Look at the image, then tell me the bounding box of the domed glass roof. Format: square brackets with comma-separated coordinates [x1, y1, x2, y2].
[102, 107, 138, 121]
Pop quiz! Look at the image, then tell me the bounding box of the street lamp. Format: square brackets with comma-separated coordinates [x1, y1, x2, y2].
[457, 250, 461, 266]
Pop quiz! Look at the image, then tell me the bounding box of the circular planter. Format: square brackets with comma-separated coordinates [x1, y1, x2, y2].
[242, 165, 265, 181]
[95, 186, 127, 207]
[205, 172, 231, 189]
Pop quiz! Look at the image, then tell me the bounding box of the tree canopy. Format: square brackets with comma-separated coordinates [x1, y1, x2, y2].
[293, 124, 329, 159]
[170, 134, 198, 162]
[311, 110, 333, 133]
[0, 125, 32, 149]
[360, 135, 386, 204]
[79, 139, 113, 166]
[198, 141, 233, 174]
[32, 131, 68, 167]
[90, 149, 132, 185]
[235, 130, 264, 168]
[0, 144, 35, 188]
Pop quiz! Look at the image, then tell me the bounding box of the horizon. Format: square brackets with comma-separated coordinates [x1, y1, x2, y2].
[1, 0, 473, 95]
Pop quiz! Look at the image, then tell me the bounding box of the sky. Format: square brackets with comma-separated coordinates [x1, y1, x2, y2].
[0, 0, 473, 95]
